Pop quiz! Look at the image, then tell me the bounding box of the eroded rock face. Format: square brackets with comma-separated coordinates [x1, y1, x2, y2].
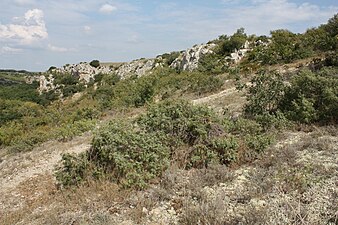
[38, 40, 253, 94]
[38, 74, 55, 93]
[170, 43, 216, 71]
[37, 59, 160, 93]
[115, 59, 156, 78]
[53, 62, 114, 83]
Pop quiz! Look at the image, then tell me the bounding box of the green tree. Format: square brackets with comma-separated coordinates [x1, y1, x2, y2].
[89, 60, 100, 68]
[243, 71, 286, 116]
[217, 28, 247, 56]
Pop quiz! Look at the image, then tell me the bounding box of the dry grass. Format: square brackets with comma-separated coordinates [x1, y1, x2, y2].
[1, 176, 130, 225]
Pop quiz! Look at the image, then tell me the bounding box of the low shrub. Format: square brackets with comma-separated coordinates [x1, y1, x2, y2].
[55, 153, 92, 187]
[56, 119, 96, 142]
[88, 121, 170, 189]
[137, 100, 221, 145]
[280, 68, 338, 124]
[56, 101, 273, 189]
[243, 70, 286, 117]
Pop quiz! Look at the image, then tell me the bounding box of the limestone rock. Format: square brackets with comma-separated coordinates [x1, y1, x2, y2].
[52, 62, 114, 83]
[38, 74, 55, 93]
[115, 58, 156, 79]
[170, 43, 216, 71]
[225, 40, 252, 63]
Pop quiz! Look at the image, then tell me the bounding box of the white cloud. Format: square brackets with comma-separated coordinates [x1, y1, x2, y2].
[99, 4, 117, 14]
[0, 46, 23, 54]
[47, 44, 72, 52]
[0, 9, 48, 45]
[213, 0, 337, 36]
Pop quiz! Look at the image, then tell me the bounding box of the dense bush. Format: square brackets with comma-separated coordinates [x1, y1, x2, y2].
[159, 51, 181, 66]
[54, 73, 78, 86]
[240, 68, 338, 124]
[216, 28, 247, 56]
[94, 68, 223, 109]
[0, 82, 43, 103]
[55, 153, 92, 187]
[247, 14, 337, 65]
[198, 28, 247, 74]
[88, 121, 170, 189]
[243, 70, 286, 116]
[198, 53, 227, 74]
[248, 29, 312, 65]
[138, 100, 220, 145]
[89, 60, 100, 68]
[56, 100, 274, 189]
[52, 73, 85, 97]
[280, 68, 338, 124]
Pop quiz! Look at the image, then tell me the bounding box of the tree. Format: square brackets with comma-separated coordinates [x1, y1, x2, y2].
[217, 28, 247, 56]
[90, 60, 100, 68]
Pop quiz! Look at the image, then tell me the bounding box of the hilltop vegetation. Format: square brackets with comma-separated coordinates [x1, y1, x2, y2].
[0, 14, 337, 225]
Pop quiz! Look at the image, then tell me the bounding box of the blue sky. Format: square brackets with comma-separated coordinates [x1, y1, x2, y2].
[0, 0, 337, 71]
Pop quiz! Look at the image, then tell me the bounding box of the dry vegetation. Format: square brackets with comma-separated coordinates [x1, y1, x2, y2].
[1, 126, 336, 225]
[1, 74, 337, 224]
[1, 14, 337, 225]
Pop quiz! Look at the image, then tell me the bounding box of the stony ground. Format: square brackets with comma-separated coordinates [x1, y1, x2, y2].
[0, 83, 337, 225]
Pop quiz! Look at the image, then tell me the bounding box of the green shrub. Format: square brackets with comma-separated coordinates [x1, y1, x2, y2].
[55, 101, 274, 189]
[73, 107, 100, 121]
[280, 69, 338, 124]
[138, 100, 243, 168]
[54, 73, 78, 86]
[243, 70, 286, 116]
[56, 119, 96, 142]
[188, 72, 223, 95]
[245, 134, 273, 154]
[88, 121, 170, 189]
[137, 100, 220, 145]
[216, 28, 247, 56]
[211, 137, 239, 164]
[55, 153, 92, 187]
[227, 117, 263, 135]
[0, 82, 43, 104]
[198, 53, 227, 75]
[101, 73, 120, 85]
[247, 14, 337, 65]
[240, 67, 337, 124]
[90, 60, 100, 68]
[160, 51, 180, 66]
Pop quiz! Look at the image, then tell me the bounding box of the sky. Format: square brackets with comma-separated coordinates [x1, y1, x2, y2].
[0, 0, 337, 71]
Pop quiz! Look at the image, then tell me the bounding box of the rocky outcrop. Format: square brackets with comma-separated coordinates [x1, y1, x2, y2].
[37, 59, 159, 93]
[37, 40, 257, 94]
[51, 59, 159, 82]
[170, 43, 216, 71]
[225, 40, 251, 63]
[52, 62, 114, 83]
[115, 58, 157, 78]
[38, 74, 56, 93]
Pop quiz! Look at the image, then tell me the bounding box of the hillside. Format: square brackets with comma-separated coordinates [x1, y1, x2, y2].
[0, 14, 337, 225]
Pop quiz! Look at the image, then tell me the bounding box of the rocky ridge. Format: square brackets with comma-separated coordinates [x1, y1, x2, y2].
[36, 41, 253, 93]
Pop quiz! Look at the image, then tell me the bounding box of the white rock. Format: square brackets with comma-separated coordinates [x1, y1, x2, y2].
[170, 43, 216, 71]
[116, 58, 156, 79]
